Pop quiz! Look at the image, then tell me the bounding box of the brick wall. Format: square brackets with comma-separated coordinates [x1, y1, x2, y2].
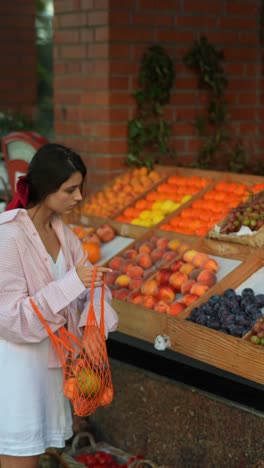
[0, 1, 37, 118]
[53, 0, 262, 193]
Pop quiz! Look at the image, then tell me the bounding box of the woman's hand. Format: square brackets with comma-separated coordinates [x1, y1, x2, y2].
[76, 252, 112, 288]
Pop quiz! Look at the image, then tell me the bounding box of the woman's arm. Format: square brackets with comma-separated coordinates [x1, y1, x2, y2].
[0, 234, 86, 344]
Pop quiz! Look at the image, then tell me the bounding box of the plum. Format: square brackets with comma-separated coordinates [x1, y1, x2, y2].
[255, 294, 264, 307]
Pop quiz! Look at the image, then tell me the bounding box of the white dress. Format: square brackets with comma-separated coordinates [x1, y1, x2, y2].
[0, 249, 73, 456]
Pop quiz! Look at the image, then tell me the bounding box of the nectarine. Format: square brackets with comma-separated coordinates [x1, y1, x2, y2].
[169, 271, 188, 291]
[168, 302, 186, 316]
[157, 285, 176, 303]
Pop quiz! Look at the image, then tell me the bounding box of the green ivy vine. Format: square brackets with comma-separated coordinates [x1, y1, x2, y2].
[183, 36, 248, 172]
[127, 44, 175, 169]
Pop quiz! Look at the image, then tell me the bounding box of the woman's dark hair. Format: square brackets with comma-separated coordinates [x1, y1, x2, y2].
[26, 143, 87, 207]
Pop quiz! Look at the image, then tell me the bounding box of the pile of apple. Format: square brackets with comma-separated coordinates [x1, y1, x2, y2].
[105, 237, 219, 314]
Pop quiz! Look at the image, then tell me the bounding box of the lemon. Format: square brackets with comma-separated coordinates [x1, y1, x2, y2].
[139, 210, 152, 220]
[152, 201, 163, 210]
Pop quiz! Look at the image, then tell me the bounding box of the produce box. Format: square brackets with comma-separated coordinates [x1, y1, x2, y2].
[79, 166, 169, 219]
[114, 167, 215, 227]
[208, 188, 264, 248]
[158, 171, 264, 238]
[167, 251, 264, 385]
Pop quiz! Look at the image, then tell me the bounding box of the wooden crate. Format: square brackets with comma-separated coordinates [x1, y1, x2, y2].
[111, 238, 262, 383]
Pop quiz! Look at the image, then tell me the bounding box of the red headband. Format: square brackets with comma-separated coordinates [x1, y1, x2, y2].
[6, 176, 29, 211]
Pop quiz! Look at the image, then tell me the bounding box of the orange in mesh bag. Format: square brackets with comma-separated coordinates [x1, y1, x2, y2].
[30, 267, 114, 417]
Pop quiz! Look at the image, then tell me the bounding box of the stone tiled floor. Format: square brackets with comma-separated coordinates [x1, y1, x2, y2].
[88, 359, 264, 468]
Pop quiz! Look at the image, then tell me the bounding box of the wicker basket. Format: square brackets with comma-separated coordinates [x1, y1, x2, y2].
[208, 222, 264, 248]
[39, 432, 160, 468]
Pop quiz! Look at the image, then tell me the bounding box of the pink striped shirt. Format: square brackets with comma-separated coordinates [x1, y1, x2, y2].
[0, 209, 118, 367]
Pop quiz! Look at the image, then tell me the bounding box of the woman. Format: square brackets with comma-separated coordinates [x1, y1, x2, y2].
[0, 143, 118, 468]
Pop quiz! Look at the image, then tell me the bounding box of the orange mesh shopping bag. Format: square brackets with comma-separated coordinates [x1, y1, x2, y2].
[30, 268, 114, 417]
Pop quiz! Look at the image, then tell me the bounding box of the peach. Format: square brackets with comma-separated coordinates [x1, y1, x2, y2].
[137, 253, 153, 269]
[183, 249, 198, 263]
[150, 248, 166, 263]
[128, 265, 144, 278]
[197, 269, 217, 288]
[141, 279, 159, 296]
[169, 271, 188, 291]
[149, 235, 159, 245]
[112, 288, 130, 300]
[191, 253, 209, 268]
[190, 282, 209, 297]
[121, 260, 135, 274]
[141, 295, 157, 309]
[138, 241, 153, 254]
[153, 300, 170, 313]
[129, 278, 143, 291]
[170, 260, 184, 272]
[167, 239, 181, 251]
[181, 293, 199, 306]
[155, 268, 172, 285]
[156, 237, 169, 249]
[201, 258, 219, 273]
[115, 274, 131, 287]
[168, 302, 186, 316]
[179, 262, 196, 276]
[180, 279, 196, 295]
[157, 285, 176, 303]
[108, 256, 124, 271]
[104, 271, 119, 286]
[128, 292, 144, 305]
[123, 249, 138, 260]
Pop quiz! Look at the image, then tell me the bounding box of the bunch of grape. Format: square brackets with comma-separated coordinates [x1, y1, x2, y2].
[186, 288, 264, 338]
[250, 317, 264, 346]
[220, 190, 264, 234]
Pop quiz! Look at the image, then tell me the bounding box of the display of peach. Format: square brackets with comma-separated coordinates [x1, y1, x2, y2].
[157, 285, 176, 303]
[108, 256, 124, 271]
[141, 279, 159, 296]
[181, 293, 199, 307]
[169, 272, 188, 290]
[153, 300, 171, 313]
[190, 283, 209, 297]
[180, 279, 196, 295]
[156, 268, 172, 285]
[201, 258, 219, 273]
[197, 269, 217, 288]
[137, 253, 153, 269]
[115, 274, 131, 288]
[128, 265, 144, 278]
[168, 302, 186, 316]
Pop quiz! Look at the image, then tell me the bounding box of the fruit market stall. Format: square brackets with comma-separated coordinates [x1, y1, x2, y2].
[67, 166, 264, 391]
